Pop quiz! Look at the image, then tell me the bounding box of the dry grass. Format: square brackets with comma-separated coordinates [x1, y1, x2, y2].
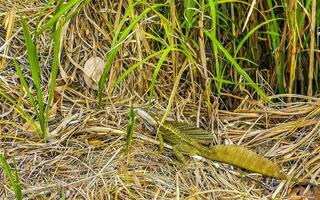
[0, 1, 320, 199]
[1, 94, 320, 199]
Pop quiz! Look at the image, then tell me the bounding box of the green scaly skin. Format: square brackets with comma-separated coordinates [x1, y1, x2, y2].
[159, 122, 286, 176]
[136, 109, 316, 186]
[158, 121, 210, 163]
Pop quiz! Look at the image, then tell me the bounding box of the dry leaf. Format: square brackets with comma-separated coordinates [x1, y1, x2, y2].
[83, 56, 105, 90]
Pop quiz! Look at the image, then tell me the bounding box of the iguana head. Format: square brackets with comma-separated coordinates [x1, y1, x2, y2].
[134, 108, 158, 133]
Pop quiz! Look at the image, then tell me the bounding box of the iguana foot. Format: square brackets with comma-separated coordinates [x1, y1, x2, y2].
[172, 143, 200, 165]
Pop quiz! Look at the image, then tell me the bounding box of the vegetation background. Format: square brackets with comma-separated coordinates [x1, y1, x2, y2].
[0, 0, 319, 199]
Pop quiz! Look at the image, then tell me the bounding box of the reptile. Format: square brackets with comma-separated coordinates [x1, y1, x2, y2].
[135, 108, 316, 186]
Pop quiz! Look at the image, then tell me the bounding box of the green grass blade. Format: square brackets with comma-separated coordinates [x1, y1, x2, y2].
[14, 59, 37, 109]
[184, 0, 197, 32]
[115, 49, 167, 86]
[257, 31, 281, 37]
[0, 89, 39, 135]
[234, 18, 284, 56]
[266, 0, 285, 93]
[98, 3, 150, 105]
[149, 45, 175, 98]
[0, 155, 23, 200]
[37, 0, 81, 34]
[12, 158, 22, 200]
[45, 20, 63, 135]
[63, 2, 84, 25]
[215, 38, 269, 101]
[125, 104, 136, 153]
[35, 0, 57, 30]
[39, 0, 57, 15]
[208, 0, 222, 94]
[98, 4, 162, 106]
[14, 59, 41, 122]
[112, 1, 142, 45]
[20, 16, 46, 139]
[116, 4, 162, 53]
[234, 57, 259, 67]
[211, 76, 243, 85]
[98, 48, 117, 106]
[298, 0, 312, 32]
[52, 0, 65, 33]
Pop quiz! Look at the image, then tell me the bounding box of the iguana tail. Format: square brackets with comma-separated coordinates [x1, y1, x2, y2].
[201, 145, 318, 186]
[205, 145, 289, 180]
[204, 145, 318, 186]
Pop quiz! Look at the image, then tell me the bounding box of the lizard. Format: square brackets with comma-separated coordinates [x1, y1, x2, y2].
[135, 108, 316, 186]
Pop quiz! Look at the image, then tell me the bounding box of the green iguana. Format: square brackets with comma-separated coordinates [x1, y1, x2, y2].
[135, 108, 315, 186]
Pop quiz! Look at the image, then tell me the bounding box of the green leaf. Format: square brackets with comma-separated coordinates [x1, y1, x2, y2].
[21, 16, 46, 139]
[37, 0, 81, 34]
[215, 38, 270, 101]
[0, 89, 39, 135]
[235, 18, 283, 56]
[44, 20, 63, 138]
[0, 155, 22, 200]
[14, 59, 40, 119]
[184, 0, 197, 32]
[125, 104, 136, 153]
[98, 3, 163, 106]
[208, 0, 222, 94]
[115, 49, 167, 86]
[149, 45, 175, 97]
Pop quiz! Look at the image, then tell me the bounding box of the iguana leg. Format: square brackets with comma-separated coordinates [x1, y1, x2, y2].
[157, 131, 164, 153]
[172, 143, 199, 165]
